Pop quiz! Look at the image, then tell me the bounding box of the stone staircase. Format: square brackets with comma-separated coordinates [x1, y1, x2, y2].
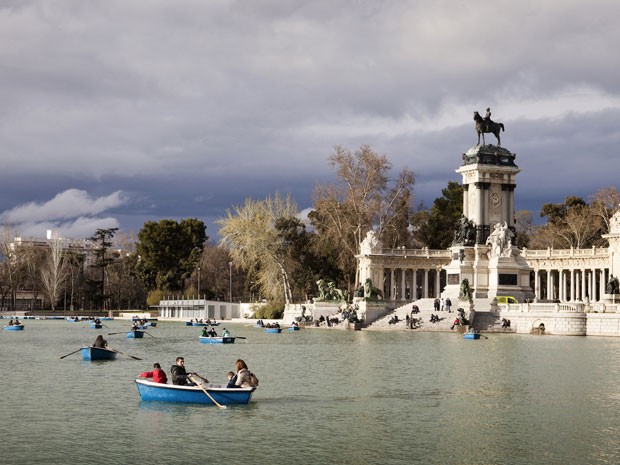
[367, 298, 457, 332]
[366, 297, 516, 333]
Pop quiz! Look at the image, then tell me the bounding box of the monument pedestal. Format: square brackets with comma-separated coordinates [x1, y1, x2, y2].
[443, 244, 534, 305]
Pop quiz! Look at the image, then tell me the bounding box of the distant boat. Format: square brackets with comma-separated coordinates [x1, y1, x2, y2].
[128, 330, 145, 339]
[89, 323, 103, 329]
[264, 327, 282, 334]
[81, 346, 117, 361]
[100, 317, 114, 321]
[144, 322, 157, 327]
[3, 324, 25, 331]
[199, 336, 236, 344]
[185, 321, 193, 326]
[135, 379, 256, 405]
[463, 332, 481, 340]
[192, 322, 208, 327]
[287, 326, 300, 331]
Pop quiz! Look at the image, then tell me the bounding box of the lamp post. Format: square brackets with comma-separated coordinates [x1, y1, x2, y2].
[229, 261, 233, 302]
[197, 266, 201, 298]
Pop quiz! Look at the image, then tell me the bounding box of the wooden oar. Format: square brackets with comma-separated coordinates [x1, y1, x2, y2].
[143, 331, 157, 338]
[109, 348, 142, 360]
[59, 348, 82, 359]
[234, 336, 246, 339]
[189, 375, 226, 409]
[107, 332, 127, 336]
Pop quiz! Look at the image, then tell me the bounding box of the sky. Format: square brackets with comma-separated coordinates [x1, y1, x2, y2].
[1, 0, 619, 242]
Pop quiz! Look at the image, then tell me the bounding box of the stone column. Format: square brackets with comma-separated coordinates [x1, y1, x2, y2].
[435, 269, 441, 297]
[581, 268, 586, 301]
[401, 269, 406, 300]
[534, 269, 540, 301]
[423, 270, 429, 298]
[571, 269, 576, 301]
[413, 269, 418, 300]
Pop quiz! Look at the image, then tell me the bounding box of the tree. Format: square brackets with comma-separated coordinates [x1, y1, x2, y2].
[88, 228, 118, 310]
[310, 145, 416, 287]
[411, 181, 463, 249]
[40, 237, 69, 310]
[532, 196, 604, 249]
[217, 193, 299, 304]
[135, 219, 207, 293]
[590, 187, 620, 237]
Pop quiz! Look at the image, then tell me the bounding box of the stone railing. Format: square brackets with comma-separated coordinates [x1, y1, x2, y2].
[521, 247, 608, 259]
[501, 302, 585, 313]
[384, 247, 452, 258]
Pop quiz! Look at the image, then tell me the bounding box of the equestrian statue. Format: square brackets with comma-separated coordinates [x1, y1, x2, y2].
[474, 107, 505, 146]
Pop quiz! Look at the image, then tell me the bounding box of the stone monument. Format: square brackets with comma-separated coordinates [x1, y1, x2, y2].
[442, 111, 534, 303]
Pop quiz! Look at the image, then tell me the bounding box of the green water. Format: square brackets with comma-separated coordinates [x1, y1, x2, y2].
[1, 319, 620, 465]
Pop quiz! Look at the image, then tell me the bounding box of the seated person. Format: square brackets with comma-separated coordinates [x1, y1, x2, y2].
[139, 363, 168, 384]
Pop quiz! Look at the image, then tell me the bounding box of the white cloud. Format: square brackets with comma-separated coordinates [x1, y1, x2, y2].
[0, 189, 127, 238]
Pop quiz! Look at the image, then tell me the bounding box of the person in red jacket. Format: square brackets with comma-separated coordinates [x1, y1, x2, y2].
[139, 363, 168, 384]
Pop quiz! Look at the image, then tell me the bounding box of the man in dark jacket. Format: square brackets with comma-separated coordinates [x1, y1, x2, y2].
[170, 357, 207, 386]
[171, 357, 193, 385]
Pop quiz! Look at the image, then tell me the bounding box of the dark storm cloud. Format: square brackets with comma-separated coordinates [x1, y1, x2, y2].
[0, 1, 619, 238]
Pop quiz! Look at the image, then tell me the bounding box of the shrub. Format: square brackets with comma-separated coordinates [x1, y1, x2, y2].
[254, 301, 284, 319]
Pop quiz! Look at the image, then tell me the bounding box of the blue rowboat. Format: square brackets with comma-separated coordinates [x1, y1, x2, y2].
[264, 327, 282, 334]
[144, 322, 157, 327]
[192, 323, 208, 327]
[3, 324, 25, 331]
[185, 321, 193, 326]
[463, 332, 481, 340]
[287, 326, 300, 331]
[199, 336, 236, 344]
[81, 346, 117, 361]
[90, 323, 102, 329]
[128, 330, 145, 339]
[209, 322, 220, 327]
[100, 317, 114, 321]
[135, 379, 256, 405]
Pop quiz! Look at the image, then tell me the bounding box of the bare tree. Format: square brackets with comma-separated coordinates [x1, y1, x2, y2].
[311, 145, 415, 286]
[40, 237, 69, 311]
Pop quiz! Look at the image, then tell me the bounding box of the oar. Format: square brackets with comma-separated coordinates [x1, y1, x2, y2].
[143, 331, 157, 338]
[189, 375, 226, 409]
[59, 348, 82, 359]
[234, 336, 246, 340]
[107, 332, 127, 336]
[109, 348, 142, 360]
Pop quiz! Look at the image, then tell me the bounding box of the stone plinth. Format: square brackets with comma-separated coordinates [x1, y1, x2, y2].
[355, 300, 390, 325]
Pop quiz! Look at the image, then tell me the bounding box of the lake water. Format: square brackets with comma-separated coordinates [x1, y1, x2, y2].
[1, 319, 620, 465]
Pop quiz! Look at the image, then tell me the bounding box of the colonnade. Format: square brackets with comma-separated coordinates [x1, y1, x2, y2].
[382, 267, 445, 301]
[533, 267, 609, 302]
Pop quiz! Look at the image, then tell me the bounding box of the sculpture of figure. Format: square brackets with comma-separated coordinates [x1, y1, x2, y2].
[606, 275, 619, 294]
[316, 279, 329, 301]
[363, 278, 383, 300]
[360, 230, 381, 254]
[315, 279, 347, 301]
[453, 216, 476, 246]
[459, 278, 471, 300]
[474, 110, 505, 146]
[486, 221, 513, 258]
[484, 107, 492, 122]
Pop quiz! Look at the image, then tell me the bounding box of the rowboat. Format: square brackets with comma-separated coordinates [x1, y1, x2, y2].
[192, 323, 208, 326]
[81, 346, 117, 361]
[135, 379, 256, 405]
[199, 336, 236, 344]
[3, 324, 25, 331]
[185, 321, 193, 326]
[144, 322, 157, 327]
[287, 326, 300, 331]
[90, 323, 102, 329]
[463, 332, 481, 340]
[264, 327, 282, 333]
[128, 330, 145, 339]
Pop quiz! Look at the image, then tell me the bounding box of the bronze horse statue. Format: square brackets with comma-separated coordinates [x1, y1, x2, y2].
[474, 111, 505, 146]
